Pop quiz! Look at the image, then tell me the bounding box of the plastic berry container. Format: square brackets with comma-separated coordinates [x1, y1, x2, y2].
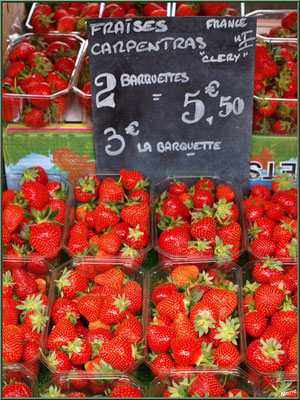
[62, 172, 153, 267]
[148, 368, 258, 397]
[25, 2, 101, 38]
[3, 173, 74, 266]
[2, 256, 55, 371]
[38, 372, 146, 397]
[245, 9, 297, 40]
[153, 174, 247, 265]
[239, 178, 297, 262]
[72, 41, 92, 126]
[2, 363, 37, 397]
[146, 261, 247, 375]
[242, 260, 297, 378]
[172, 2, 241, 17]
[40, 259, 149, 376]
[3, 32, 85, 127]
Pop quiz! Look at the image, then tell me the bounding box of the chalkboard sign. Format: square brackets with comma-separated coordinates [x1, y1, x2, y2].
[87, 17, 256, 182]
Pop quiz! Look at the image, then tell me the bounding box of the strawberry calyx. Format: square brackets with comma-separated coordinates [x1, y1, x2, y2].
[214, 317, 240, 345]
[213, 199, 234, 224]
[113, 294, 131, 312]
[166, 378, 190, 397]
[65, 311, 78, 325]
[76, 176, 98, 194]
[40, 349, 59, 370]
[191, 204, 214, 220]
[119, 243, 140, 258]
[90, 338, 104, 358]
[3, 79, 25, 94]
[248, 222, 262, 241]
[12, 192, 29, 208]
[214, 280, 238, 292]
[184, 286, 204, 309]
[280, 295, 297, 311]
[3, 270, 15, 288]
[29, 36, 48, 51]
[55, 268, 72, 294]
[36, 12, 54, 28]
[128, 177, 149, 192]
[213, 236, 233, 259]
[24, 206, 62, 226]
[243, 280, 260, 295]
[16, 293, 46, 315]
[194, 341, 215, 367]
[268, 382, 295, 397]
[131, 342, 144, 361]
[273, 173, 296, 191]
[260, 257, 284, 271]
[40, 385, 64, 398]
[7, 243, 28, 256]
[20, 167, 42, 184]
[286, 238, 298, 258]
[48, 47, 77, 63]
[75, 16, 87, 32]
[25, 310, 48, 332]
[103, 200, 122, 215]
[61, 337, 84, 357]
[50, 183, 68, 201]
[187, 238, 212, 254]
[194, 312, 216, 337]
[90, 359, 114, 372]
[31, 56, 53, 77]
[260, 338, 285, 361]
[127, 224, 145, 240]
[157, 214, 185, 231]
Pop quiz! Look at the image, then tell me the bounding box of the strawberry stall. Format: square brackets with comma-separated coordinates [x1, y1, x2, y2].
[1, 1, 298, 398]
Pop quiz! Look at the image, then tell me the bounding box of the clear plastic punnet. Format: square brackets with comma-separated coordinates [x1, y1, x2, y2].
[152, 174, 247, 265]
[38, 372, 147, 397]
[148, 367, 259, 397]
[40, 259, 149, 376]
[146, 261, 246, 375]
[3, 32, 85, 127]
[242, 260, 297, 378]
[2, 363, 37, 397]
[62, 172, 153, 268]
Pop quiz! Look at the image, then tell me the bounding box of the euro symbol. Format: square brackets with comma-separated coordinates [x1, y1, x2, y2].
[205, 80, 220, 98]
[125, 121, 140, 136]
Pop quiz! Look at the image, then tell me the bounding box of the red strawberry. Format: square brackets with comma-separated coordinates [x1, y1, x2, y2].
[152, 282, 178, 304]
[8, 61, 27, 79]
[114, 313, 142, 343]
[98, 230, 122, 255]
[98, 295, 130, 325]
[55, 269, 88, 299]
[270, 299, 297, 339]
[78, 82, 92, 111]
[156, 292, 186, 321]
[9, 41, 37, 62]
[247, 338, 285, 373]
[57, 15, 75, 33]
[190, 217, 217, 243]
[189, 301, 217, 336]
[254, 284, 285, 316]
[62, 337, 92, 365]
[244, 311, 267, 338]
[147, 324, 175, 353]
[282, 11, 297, 31]
[99, 178, 125, 204]
[109, 386, 142, 398]
[2, 382, 32, 398]
[121, 200, 150, 228]
[150, 353, 175, 376]
[2, 204, 24, 233]
[251, 238, 276, 258]
[21, 181, 49, 210]
[252, 258, 284, 284]
[29, 222, 62, 258]
[77, 294, 103, 322]
[158, 226, 191, 256]
[44, 349, 72, 372]
[172, 312, 197, 339]
[54, 57, 75, 76]
[27, 82, 52, 109]
[51, 297, 80, 325]
[12, 268, 38, 299]
[213, 342, 240, 368]
[94, 267, 124, 290]
[201, 288, 238, 320]
[190, 373, 225, 397]
[23, 106, 50, 128]
[120, 280, 143, 314]
[94, 204, 120, 233]
[47, 318, 78, 351]
[46, 72, 68, 91]
[119, 169, 147, 191]
[3, 325, 24, 363]
[224, 389, 249, 397]
[99, 336, 135, 370]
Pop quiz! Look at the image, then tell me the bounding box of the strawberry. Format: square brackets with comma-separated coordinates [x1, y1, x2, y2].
[98, 230, 121, 255]
[8, 61, 27, 79]
[150, 353, 175, 376]
[287, 333, 297, 361]
[98, 295, 130, 325]
[29, 221, 62, 258]
[2, 204, 24, 232]
[12, 268, 38, 300]
[209, 317, 240, 346]
[47, 318, 78, 351]
[247, 338, 285, 373]
[56, 269, 88, 299]
[44, 349, 72, 372]
[51, 297, 79, 325]
[169, 178, 188, 196]
[172, 312, 197, 339]
[99, 178, 125, 204]
[216, 184, 235, 202]
[244, 311, 267, 338]
[2, 271, 15, 298]
[22, 340, 39, 362]
[201, 288, 238, 320]
[270, 297, 297, 339]
[252, 258, 284, 284]
[213, 341, 240, 368]
[54, 56, 75, 76]
[2, 298, 20, 326]
[217, 222, 241, 246]
[119, 169, 147, 191]
[282, 11, 298, 32]
[176, 3, 197, 16]
[121, 200, 150, 227]
[2, 189, 18, 208]
[57, 15, 75, 33]
[272, 221, 294, 243]
[152, 282, 178, 304]
[120, 280, 143, 314]
[190, 301, 217, 336]
[78, 82, 92, 111]
[3, 325, 24, 363]
[27, 82, 52, 109]
[157, 292, 186, 321]
[109, 386, 142, 398]
[190, 217, 217, 243]
[99, 336, 135, 370]
[251, 238, 276, 258]
[224, 389, 250, 397]
[254, 284, 285, 316]
[75, 175, 100, 203]
[94, 267, 124, 290]
[114, 313, 142, 343]
[2, 382, 32, 398]
[170, 264, 199, 288]
[190, 373, 225, 397]
[9, 41, 37, 62]
[158, 226, 191, 256]
[62, 337, 92, 365]
[21, 166, 48, 186]
[94, 204, 120, 233]
[77, 294, 103, 322]
[147, 323, 175, 353]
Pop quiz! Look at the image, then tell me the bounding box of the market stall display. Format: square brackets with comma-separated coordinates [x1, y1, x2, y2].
[1, 2, 298, 398]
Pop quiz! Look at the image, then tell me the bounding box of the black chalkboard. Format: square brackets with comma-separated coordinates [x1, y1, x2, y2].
[87, 17, 256, 182]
